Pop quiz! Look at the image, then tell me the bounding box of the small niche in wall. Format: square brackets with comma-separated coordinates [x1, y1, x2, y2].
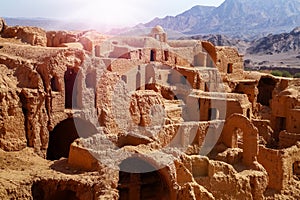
[164, 50, 169, 61]
[227, 63, 233, 74]
[246, 108, 251, 119]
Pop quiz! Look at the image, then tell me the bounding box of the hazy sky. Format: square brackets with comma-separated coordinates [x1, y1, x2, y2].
[1, 0, 225, 26]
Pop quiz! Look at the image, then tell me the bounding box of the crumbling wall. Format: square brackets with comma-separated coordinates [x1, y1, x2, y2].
[0, 65, 26, 151]
[184, 155, 268, 200]
[1, 26, 47, 46]
[258, 144, 300, 191]
[47, 31, 78, 47]
[201, 41, 244, 80]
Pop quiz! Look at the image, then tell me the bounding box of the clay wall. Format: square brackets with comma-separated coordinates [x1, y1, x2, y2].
[1, 26, 47, 46]
[279, 131, 300, 148]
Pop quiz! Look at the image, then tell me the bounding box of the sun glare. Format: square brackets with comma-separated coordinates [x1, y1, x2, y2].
[70, 0, 142, 27]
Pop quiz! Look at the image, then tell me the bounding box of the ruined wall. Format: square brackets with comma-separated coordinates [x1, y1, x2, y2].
[271, 88, 300, 134]
[1, 26, 47, 46]
[279, 131, 300, 149]
[0, 65, 26, 151]
[258, 144, 300, 191]
[258, 145, 285, 190]
[201, 41, 244, 80]
[0, 40, 86, 156]
[183, 155, 268, 200]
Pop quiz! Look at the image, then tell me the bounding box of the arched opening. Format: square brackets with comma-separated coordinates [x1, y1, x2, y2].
[50, 76, 60, 92]
[117, 157, 170, 200]
[222, 114, 258, 166]
[46, 118, 97, 160]
[257, 77, 277, 106]
[64, 68, 78, 108]
[150, 50, 156, 61]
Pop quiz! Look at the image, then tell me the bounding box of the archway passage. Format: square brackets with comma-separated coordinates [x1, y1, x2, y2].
[221, 114, 258, 166]
[46, 118, 97, 160]
[117, 158, 170, 200]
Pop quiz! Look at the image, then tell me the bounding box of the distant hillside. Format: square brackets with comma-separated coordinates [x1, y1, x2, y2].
[139, 0, 300, 37]
[137, 6, 215, 33]
[247, 27, 300, 54]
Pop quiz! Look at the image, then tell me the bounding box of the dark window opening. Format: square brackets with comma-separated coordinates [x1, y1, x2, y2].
[164, 50, 169, 61]
[150, 50, 156, 61]
[208, 108, 218, 120]
[139, 49, 142, 60]
[50, 76, 60, 92]
[85, 71, 96, 89]
[293, 161, 300, 180]
[46, 118, 97, 160]
[117, 157, 170, 200]
[276, 117, 286, 132]
[247, 108, 251, 119]
[227, 63, 233, 73]
[64, 68, 78, 108]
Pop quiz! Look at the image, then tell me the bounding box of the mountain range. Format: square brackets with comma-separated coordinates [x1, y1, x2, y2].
[138, 0, 300, 38]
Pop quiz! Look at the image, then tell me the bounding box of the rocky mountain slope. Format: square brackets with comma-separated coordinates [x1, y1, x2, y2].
[140, 0, 300, 37]
[184, 27, 300, 70]
[247, 27, 300, 54]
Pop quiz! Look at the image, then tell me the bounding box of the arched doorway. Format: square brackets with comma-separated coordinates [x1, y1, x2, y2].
[221, 114, 258, 166]
[46, 118, 97, 160]
[117, 157, 170, 200]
